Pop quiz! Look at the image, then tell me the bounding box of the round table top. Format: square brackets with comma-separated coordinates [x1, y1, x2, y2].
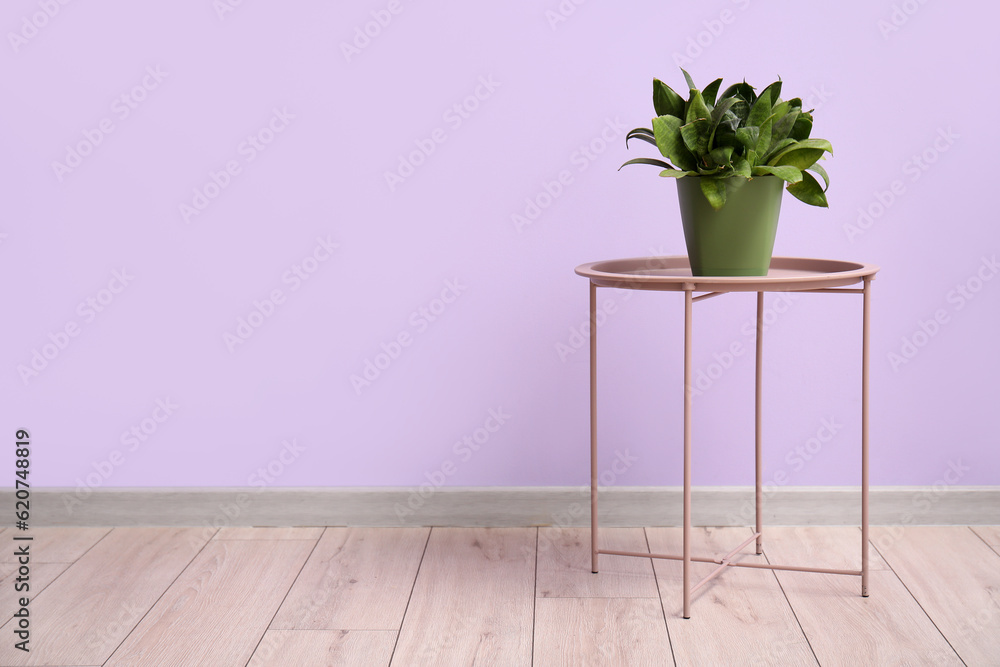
[575, 256, 879, 292]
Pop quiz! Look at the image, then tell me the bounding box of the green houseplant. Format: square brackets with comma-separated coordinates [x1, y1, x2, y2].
[621, 69, 833, 276]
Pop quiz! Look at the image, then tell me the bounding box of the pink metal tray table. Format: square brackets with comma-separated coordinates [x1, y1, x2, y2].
[574, 256, 880, 618]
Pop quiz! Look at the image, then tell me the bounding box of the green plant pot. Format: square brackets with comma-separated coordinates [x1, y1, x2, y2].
[676, 176, 784, 276]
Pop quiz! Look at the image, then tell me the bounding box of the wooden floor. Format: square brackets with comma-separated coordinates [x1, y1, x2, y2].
[1, 526, 998, 666]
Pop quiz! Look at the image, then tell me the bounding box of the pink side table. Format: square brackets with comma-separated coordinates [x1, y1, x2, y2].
[575, 256, 879, 618]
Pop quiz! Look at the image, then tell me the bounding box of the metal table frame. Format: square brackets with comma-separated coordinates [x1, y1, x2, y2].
[575, 256, 879, 618]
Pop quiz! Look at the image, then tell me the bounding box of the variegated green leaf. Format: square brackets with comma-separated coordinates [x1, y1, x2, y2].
[625, 127, 658, 149]
[685, 90, 711, 124]
[752, 165, 803, 183]
[758, 79, 782, 108]
[680, 119, 711, 157]
[747, 89, 773, 128]
[709, 146, 734, 168]
[681, 68, 698, 92]
[700, 177, 728, 211]
[720, 81, 756, 105]
[763, 137, 798, 163]
[754, 117, 773, 160]
[653, 79, 685, 118]
[732, 156, 752, 179]
[702, 78, 723, 107]
[652, 114, 696, 171]
[786, 171, 828, 207]
[790, 114, 813, 141]
[619, 157, 675, 171]
[736, 126, 759, 153]
[770, 109, 800, 147]
[768, 139, 833, 170]
[807, 162, 830, 191]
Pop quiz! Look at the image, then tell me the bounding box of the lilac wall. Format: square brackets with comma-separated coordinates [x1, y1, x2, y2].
[3, 1, 997, 491]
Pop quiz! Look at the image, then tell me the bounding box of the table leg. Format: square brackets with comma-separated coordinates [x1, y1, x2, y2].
[683, 287, 693, 618]
[755, 291, 764, 555]
[590, 281, 599, 574]
[862, 276, 871, 596]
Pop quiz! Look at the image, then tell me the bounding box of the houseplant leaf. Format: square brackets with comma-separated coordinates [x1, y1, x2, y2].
[807, 162, 830, 191]
[685, 90, 712, 124]
[699, 177, 728, 211]
[680, 119, 712, 158]
[754, 117, 774, 160]
[769, 109, 800, 148]
[757, 79, 783, 109]
[625, 128, 658, 149]
[786, 171, 828, 206]
[681, 68, 698, 92]
[720, 81, 756, 105]
[768, 138, 833, 170]
[732, 156, 752, 179]
[790, 114, 813, 141]
[702, 78, 723, 107]
[747, 89, 773, 128]
[653, 79, 685, 118]
[709, 146, 734, 168]
[752, 164, 803, 184]
[736, 126, 759, 153]
[619, 157, 675, 170]
[651, 115, 696, 171]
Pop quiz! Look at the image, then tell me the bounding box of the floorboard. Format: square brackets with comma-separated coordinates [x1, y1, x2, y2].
[873, 526, 1000, 666]
[0, 527, 209, 667]
[0, 527, 110, 564]
[248, 629, 396, 666]
[0, 524, 994, 665]
[389, 527, 535, 666]
[763, 526, 963, 666]
[647, 526, 817, 666]
[105, 538, 315, 666]
[271, 527, 429, 631]
[537, 527, 658, 598]
[533, 598, 672, 666]
[971, 525, 1000, 550]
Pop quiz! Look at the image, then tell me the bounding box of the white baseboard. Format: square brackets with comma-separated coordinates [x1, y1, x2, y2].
[11, 486, 999, 528]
